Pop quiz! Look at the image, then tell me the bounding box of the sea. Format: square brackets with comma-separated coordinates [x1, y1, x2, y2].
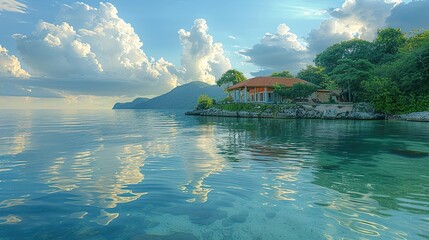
[0, 109, 428, 239]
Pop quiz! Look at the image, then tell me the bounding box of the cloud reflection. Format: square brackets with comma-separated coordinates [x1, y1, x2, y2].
[181, 125, 225, 203]
[42, 143, 149, 225]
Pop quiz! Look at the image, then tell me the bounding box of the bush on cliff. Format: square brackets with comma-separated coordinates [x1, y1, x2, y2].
[197, 95, 214, 110]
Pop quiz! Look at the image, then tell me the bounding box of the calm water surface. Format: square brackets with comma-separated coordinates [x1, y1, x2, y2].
[0, 110, 428, 239]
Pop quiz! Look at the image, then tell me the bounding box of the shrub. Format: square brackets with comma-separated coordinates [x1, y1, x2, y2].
[362, 77, 429, 114]
[220, 95, 233, 104]
[196, 95, 213, 110]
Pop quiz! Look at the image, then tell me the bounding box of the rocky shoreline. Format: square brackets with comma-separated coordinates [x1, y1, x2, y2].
[186, 104, 429, 122]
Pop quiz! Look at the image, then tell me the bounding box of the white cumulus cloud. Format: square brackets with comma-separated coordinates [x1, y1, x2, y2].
[178, 19, 231, 84]
[0, 44, 30, 78]
[14, 21, 103, 77]
[239, 23, 310, 75]
[307, 0, 399, 54]
[13, 2, 178, 96]
[242, 0, 425, 75]
[0, 0, 27, 13]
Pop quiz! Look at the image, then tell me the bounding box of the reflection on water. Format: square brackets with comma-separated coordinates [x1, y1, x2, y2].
[0, 110, 428, 239]
[181, 124, 226, 203]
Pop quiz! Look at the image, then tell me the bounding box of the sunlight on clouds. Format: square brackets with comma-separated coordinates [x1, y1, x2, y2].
[5, 0, 425, 108]
[0, 0, 26, 13]
[280, 5, 329, 19]
[265, 24, 307, 51]
[307, 0, 399, 54]
[14, 21, 104, 77]
[13, 2, 178, 96]
[0, 45, 30, 78]
[179, 19, 231, 84]
[6, 2, 233, 105]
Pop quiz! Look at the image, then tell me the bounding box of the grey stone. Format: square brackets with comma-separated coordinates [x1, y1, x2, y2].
[404, 112, 429, 122]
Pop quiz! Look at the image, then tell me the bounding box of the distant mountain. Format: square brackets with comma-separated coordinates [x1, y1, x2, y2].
[113, 97, 150, 109]
[112, 81, 226, 109]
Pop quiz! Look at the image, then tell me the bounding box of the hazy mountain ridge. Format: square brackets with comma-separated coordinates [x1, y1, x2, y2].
[113, 97, 150, 109]
[113, 81, 226, 109]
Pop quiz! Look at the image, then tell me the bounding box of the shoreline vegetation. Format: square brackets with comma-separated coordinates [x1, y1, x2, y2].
[185, 28, 429, 121]
[185, 102, 429, 122]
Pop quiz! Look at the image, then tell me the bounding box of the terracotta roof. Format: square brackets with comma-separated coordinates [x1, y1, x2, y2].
[227, 77, 314, 91]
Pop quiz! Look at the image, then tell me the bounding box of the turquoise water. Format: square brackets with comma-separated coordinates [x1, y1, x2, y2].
[0, 110, 428, 239]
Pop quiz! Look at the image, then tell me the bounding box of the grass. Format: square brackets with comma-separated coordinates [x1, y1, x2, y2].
[213, 102, 297, 114]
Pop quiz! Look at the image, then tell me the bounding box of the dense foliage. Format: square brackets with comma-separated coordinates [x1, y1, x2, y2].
[197, 95, 213, 110]
[297, 65, 327, 86]
[216, 69, 246, 87]
[211, 28, 428, 114]
[273, 83, 318, 101]
[271, 70, 294, 78]
[314, 28, 429, 114]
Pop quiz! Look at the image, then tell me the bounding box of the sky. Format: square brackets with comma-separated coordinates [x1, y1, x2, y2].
[0, 0, 428, 109]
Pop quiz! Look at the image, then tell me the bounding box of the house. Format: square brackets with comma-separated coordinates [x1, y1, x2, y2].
[227, 76, 314, 103]
[310, 90, 341, 103]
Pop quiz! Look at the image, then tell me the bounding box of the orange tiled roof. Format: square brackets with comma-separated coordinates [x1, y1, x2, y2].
[227, 77, 313, 91]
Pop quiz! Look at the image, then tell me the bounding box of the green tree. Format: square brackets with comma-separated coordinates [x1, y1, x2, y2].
[197, 95, 213, 110]
[315, 39, 373, 73]
[272, 84, 289, 102]
[288, 83, 318, 99]
[271, 70, 294, 78]
[403, 30, 429, 50]
[372, 28, 406, 64]
[273, 83, 317, 102]
[377, 31, 429, 96]
[216, 69, 246, 87]
[361, 77, 404, 114]
[330, 59, 374, 102]
[297, 65, 328, 86]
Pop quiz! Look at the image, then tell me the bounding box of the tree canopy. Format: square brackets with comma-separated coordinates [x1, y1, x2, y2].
[222, 28, 429, 114]
[330, 59, 374, 102]
[270, 70, 294, 78]
[273, 83, 317, 102]
[216, 69, 246, 87]
[312, 28, 429, 113]
[197, 95, 213, 110]
[315, 39, 372, 73]
[297, 65, 327, 86]
[371, 28, 406, 64]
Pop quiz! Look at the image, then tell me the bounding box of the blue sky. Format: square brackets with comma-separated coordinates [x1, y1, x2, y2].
[0, 0, 428, 108]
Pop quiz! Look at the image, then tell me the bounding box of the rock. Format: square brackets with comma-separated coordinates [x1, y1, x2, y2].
[265, 211, 276, 219]
[188, 208, 227, 226]
[186, 103, 390, 120]
[353, 102, 376, 113]
[347, 112, 384, 120]
[322, 109, 337, 119]
[185, 110, 203, 115]
[229, 211, 249, 223]
[336, 112, 349, 118]
[277, 109, 296, 118]
[403, 112, 429, 122]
